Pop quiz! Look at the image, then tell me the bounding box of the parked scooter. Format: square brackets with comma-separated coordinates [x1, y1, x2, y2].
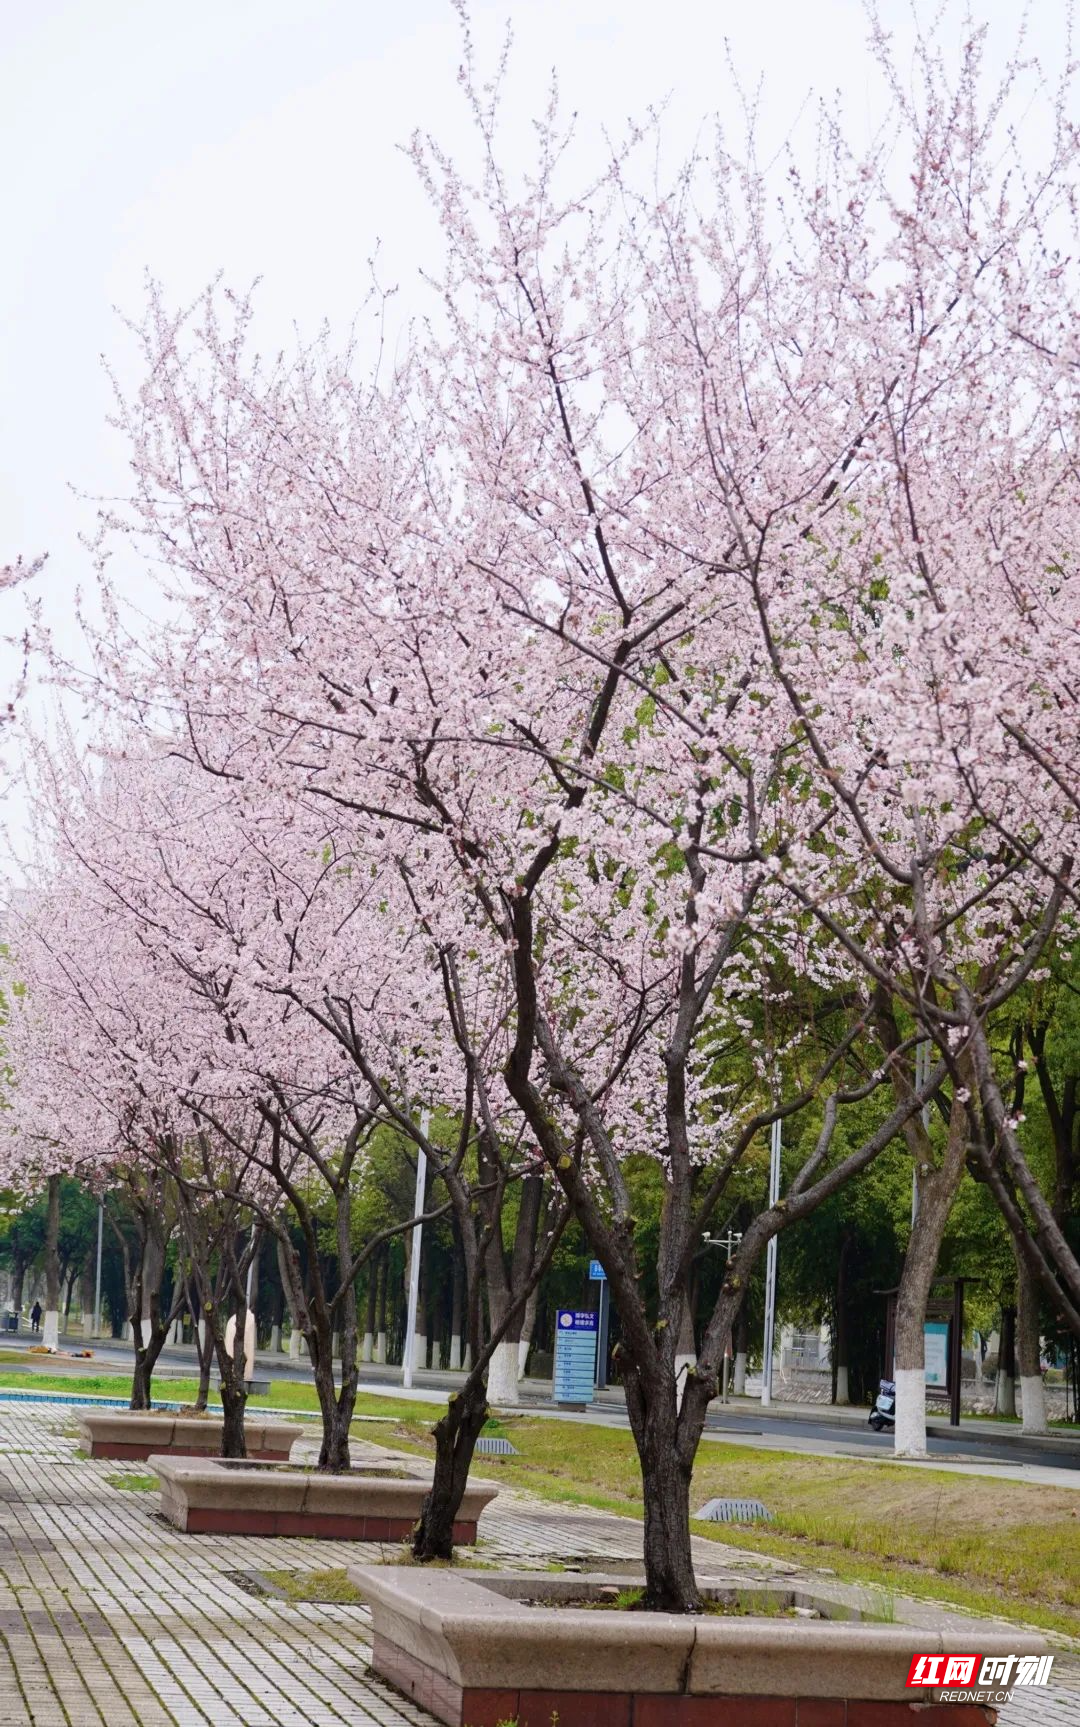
[868, 1378, 896, 1431]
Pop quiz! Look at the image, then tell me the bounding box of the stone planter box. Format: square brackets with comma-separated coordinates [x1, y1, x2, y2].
[78, 1411, 300, 1462]
[150, 1455, 498, 1542]
[349, 1566, 1046, 1727]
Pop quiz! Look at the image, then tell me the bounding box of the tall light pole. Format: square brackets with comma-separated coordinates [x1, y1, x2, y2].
[761, 1117, 782, 1407]
[402, 1110, 431, 1390]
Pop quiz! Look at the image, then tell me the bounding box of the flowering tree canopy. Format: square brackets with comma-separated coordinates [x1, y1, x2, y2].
[11, 13, 1079, 1605]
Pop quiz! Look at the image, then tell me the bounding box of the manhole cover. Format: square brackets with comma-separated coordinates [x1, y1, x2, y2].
[475, 1435, 518, 1456]
[695, 1497, 772, 1524]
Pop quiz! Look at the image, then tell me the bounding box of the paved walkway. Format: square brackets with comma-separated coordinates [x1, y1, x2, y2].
[0, 1402, 1074, 1726]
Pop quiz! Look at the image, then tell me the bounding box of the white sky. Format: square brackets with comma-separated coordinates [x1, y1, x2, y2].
[0, 0, 1065, 850]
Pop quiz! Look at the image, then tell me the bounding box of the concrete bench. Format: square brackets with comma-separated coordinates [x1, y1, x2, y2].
[150, 1454, 498, 1541]
[349, 1565, 1046, 1727]
[78, 1411, 300, 1462]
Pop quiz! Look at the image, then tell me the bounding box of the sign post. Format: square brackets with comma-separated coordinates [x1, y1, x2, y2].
[554, 1310, 598, 1408]
[589, 1261, 609, 1389]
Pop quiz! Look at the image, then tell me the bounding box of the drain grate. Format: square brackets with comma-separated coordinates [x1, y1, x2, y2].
[475, 1435, 519, 1456]
[695, 1497, 772, 1524]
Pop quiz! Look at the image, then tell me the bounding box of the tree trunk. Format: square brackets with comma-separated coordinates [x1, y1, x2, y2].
[195, 1316, 214, 1410]
[130, 1353, 151, 1409]
[479, 1167, 545, 1407]
[893, 1094, 969, 1457]
[893, 1202, 941, 1457]
[517, 1281, 539, 1378]
[375, 1252, 388, 1363]
[733, 1302, 748, 1396]
[219, 1378, 247, 1458]
[269, 1270, 285, 1352]
[80, 1258, 96, 1339]
[624, 1368, 702, 1612]
[212, 1319, 248, 1459]
[834, 1240, 850, 1406]
[486, 1338, 521, 1405]
[412, 1374, 490, 1560]
[307, 1324, 350, 1471]
[130, 1314, 170, 1409]
[43, 1175, 61, 1348]
[362, 1266, 377, 1363]
[996, 1305, 1017, 1417]
[11, 1257, 26, 1319]
[128, 1219, 170, 1410]
[449, 1242, 464, 1371]
[1016, 1250, 1047, 1434]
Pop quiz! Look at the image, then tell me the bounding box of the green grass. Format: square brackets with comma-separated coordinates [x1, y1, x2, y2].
[380, 1409, 1080, 1637]
[105, 1473, 158, 1493]
[0, 1370, 446, 1426]
[0, 1372, 138, 1396]
[260, 1566, 364, 1604]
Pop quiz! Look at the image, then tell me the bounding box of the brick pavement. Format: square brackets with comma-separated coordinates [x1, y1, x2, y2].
[0, 1401, 1074, 1726]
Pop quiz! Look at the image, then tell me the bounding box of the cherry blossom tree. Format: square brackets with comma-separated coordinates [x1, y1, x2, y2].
[45, 9, 1080, 1605]
[9, 733, 562, 1532]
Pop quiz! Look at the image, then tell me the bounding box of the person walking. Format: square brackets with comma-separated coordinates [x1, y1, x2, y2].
[30, 1301, 42, 1334]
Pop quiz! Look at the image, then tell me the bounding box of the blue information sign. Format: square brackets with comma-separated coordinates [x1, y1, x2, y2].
[588, 1260, 606, 1281]
[554, 1309, 598, 1405]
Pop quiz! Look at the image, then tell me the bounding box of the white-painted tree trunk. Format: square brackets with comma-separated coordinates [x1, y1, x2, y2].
[360, 1330, 373, 1363]
[1020, 1375, 1048, 1435]
[448, 1334, 462, 1371]
[170, 1318, 183, 1345]
[462, 1344, 472, 1373]
[431, 1341, 443, 1370]
[375, 1330, 387, 1365]
[413, 1331, 426, 1373]
[835, 1364, 849, 1406]
[893, 1367, 927, 1457]
[995, 1369, 1016, 1417]
[517, 1334, 530, 1378]
[487, 1339, 521, 1406]
[331, 1331, 340, 1361]
[732, 1351, 747, 1396]
[288, 1328, 302, 1360]
[269, 1323, 282, 1354]
[82, 1311, 95, 1339]
[42, 1311, 60, 1350]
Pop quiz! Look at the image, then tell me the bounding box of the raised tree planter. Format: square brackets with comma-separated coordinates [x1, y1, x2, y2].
[150, 1454, 498, 1541]
[349, 1565, 1046, 1727]
[77, 1411, 300, 1462]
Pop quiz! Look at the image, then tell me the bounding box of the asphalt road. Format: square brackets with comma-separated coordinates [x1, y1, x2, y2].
[693, 1406, 1080, 1469]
